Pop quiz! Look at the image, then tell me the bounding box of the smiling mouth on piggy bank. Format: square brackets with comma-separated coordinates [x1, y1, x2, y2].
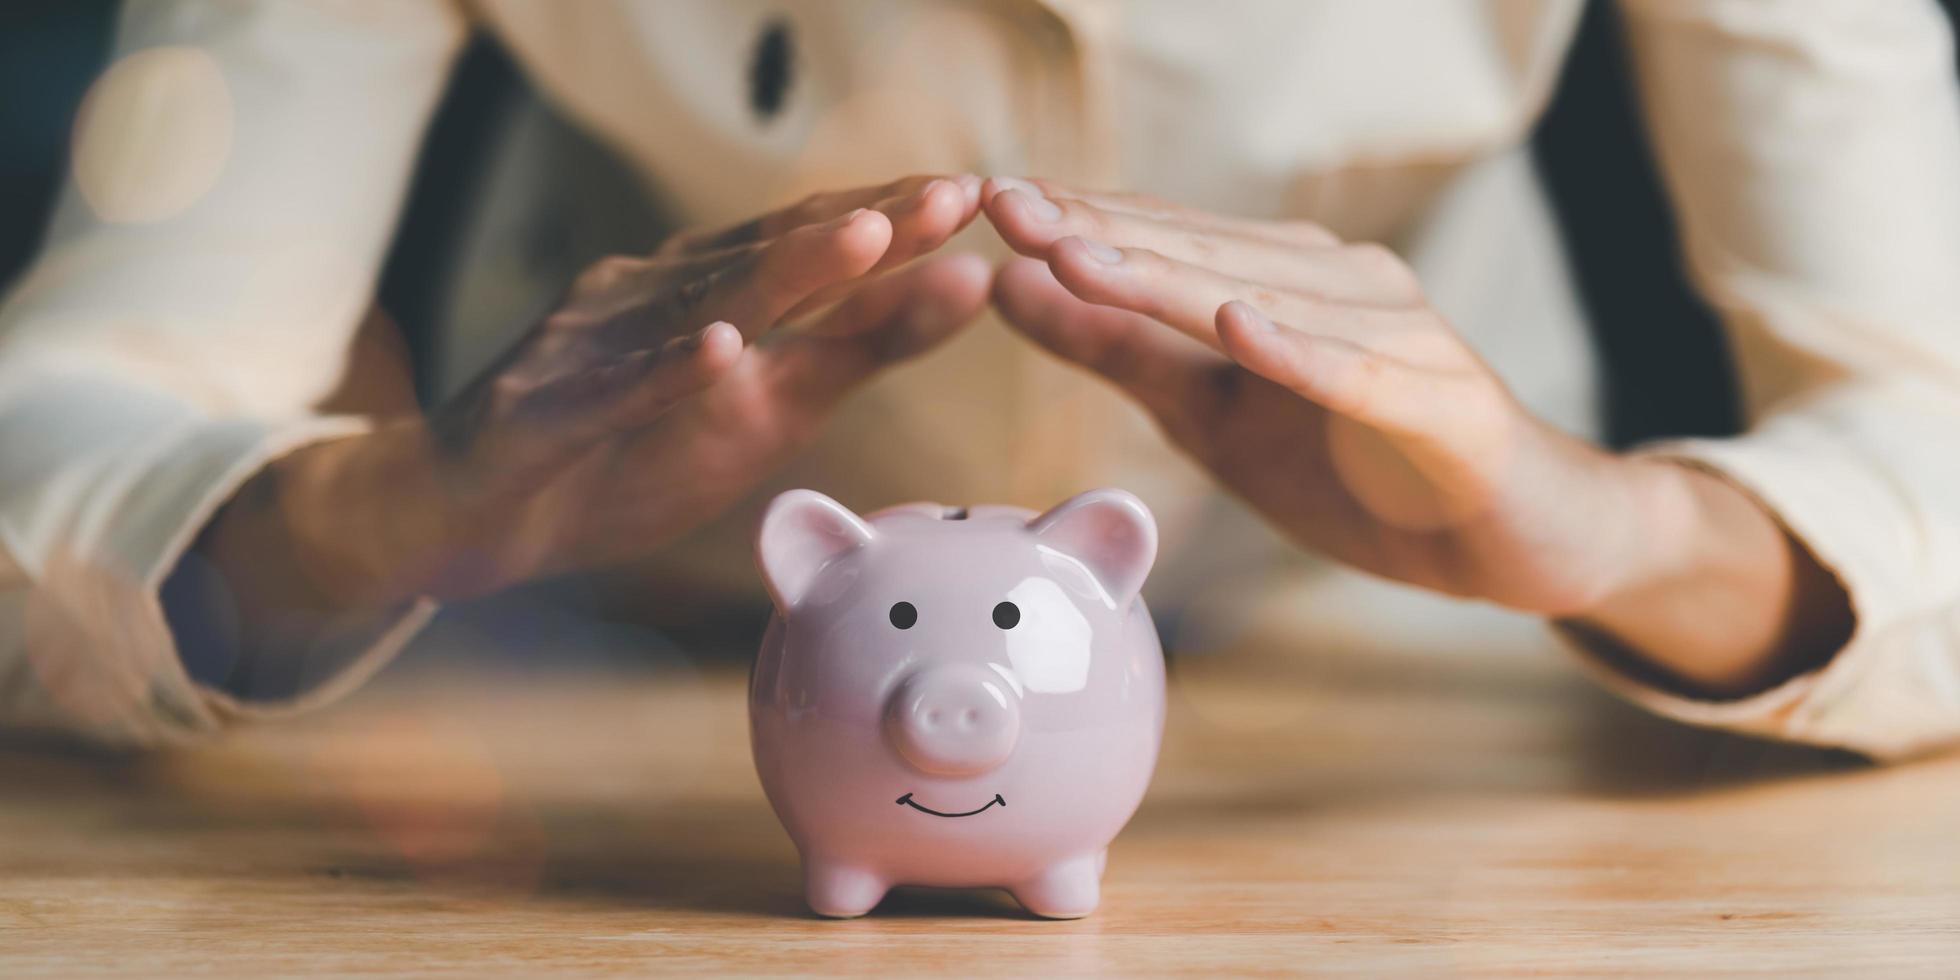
[895, 792, 1007, 818]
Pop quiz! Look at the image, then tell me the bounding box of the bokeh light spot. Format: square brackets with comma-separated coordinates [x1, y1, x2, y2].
[70, 46, 233, 224]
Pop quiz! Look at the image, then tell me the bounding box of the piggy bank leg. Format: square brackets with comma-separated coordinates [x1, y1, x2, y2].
[805, 861, 888, 919]
[1011, 853, 1101, 919]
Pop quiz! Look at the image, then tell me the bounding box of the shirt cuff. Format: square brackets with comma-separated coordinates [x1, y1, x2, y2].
[1551, 420, 1947, 761]
[8, 414, 436, 745]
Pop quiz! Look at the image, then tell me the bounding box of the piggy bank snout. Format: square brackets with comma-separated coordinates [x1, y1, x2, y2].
[886, 664, 1020, 777]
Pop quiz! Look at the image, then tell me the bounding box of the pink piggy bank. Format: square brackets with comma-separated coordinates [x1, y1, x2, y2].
[749, 487, 1165, 918]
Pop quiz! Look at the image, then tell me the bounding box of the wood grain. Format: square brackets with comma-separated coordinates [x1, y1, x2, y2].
[2, 635, 1956, 976]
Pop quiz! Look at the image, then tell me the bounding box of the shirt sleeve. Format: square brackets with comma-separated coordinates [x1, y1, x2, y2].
[0, 0, 465, 745]
[1569, 0, 1960, 759]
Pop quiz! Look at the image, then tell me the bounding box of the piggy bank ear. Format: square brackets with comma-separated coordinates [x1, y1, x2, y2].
[756, 489, 878, 612]
[1028, 488, 1158, 606]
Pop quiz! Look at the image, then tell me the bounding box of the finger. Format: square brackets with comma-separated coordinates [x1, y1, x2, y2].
[664, 173, 981, 254]
[590, 322, 747, 430]
[565, 254, 658, 308]
[783, 177, 983, 321]
[986, 186, 1419, 307]
[494, 321, 744, 473]
[988, 177, 1340, 249]
[991, 256, 1226, 427]
[1215, 300, 1451, 438]
[561, 242, 758, 323]
[658, 177, 973, 316]
[767, 252, 992, 410]
[697, 176, 983, 281]
[580, 207, 894, 355]
[680, 207, 895, 342]
[875, 176, 985, 271]
[563, 256, 988, 570]
[1046, 236, 1420, 352]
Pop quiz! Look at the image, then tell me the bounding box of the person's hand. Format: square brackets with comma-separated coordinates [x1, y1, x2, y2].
[196, 175, 989, 629]
[984, 177, 1623, 609]
[983, 178, 1850, 694]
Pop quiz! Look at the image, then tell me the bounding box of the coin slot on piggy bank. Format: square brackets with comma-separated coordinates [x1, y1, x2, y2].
[749, 488, 1167, 918]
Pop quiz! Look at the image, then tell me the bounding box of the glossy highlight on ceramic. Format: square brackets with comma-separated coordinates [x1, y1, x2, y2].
[749, 488, 1166, 918]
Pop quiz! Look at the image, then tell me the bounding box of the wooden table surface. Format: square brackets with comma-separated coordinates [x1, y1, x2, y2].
[3, 630, 1958, 976]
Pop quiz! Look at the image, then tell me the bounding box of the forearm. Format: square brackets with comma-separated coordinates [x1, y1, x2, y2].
[1563, 457, 1853, 698]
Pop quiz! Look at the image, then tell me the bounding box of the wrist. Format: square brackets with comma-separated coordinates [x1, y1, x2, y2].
[1581, 454, 1714, 611]
[1459, 422, 1691, 617]
[1563, 454, 1850, 696]
[200, 419, 450, 615]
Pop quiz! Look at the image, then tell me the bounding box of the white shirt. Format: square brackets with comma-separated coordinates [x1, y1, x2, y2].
[2, 0, 1959, 756]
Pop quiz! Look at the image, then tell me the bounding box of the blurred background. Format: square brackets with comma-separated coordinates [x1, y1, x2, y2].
[3, 1, 1957, 674]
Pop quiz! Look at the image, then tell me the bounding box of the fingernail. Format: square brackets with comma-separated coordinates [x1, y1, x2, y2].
[995, 176, 1061, 221]
[990, 176, 1038, 198]
[826, 208, 868, 230]
[1078, 238, 1124, 265]
[909, 179, 946, 208]
[1232, 301, 1277, 333]
[953, 174, 983, 207]
[685, 321, 735, 351]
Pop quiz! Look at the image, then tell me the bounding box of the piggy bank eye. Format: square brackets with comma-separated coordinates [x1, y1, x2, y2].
[889, 601, 918, 629]
[992, 601, 1021, 629]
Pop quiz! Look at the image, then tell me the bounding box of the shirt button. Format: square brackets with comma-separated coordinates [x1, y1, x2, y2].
[748, 17, 795, 122]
